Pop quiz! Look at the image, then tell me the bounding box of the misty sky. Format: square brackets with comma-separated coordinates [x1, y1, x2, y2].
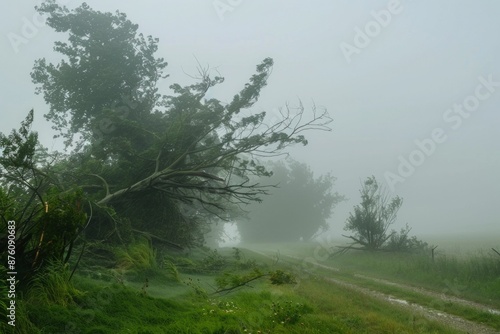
[1, 1, 499, 238]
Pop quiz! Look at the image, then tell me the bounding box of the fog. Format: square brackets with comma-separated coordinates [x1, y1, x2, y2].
[1, 0, 499, 240]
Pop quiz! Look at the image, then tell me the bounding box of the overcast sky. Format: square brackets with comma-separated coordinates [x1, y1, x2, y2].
[1, 1, 499, 240]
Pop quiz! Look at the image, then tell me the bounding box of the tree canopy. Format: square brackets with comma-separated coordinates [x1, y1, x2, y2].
[238, 159, 345, 242]
[32, 1, 168, 147]
[26, 1, 333, 248]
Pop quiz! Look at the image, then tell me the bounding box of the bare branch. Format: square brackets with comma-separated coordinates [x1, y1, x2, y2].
[88, 173, 110, 196]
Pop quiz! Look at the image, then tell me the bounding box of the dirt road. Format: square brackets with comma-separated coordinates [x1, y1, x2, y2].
[251, 249, 500, 334]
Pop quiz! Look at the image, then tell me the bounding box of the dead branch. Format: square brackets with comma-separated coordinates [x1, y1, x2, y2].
[131, 229, 183, 250]
[212, 274, 268, 295]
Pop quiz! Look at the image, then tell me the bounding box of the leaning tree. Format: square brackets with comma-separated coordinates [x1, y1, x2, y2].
[30, 1, 333, 247]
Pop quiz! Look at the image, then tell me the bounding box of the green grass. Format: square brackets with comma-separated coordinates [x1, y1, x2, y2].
[26, 261, 84, 307]
[5, 237, 497, 333]
[294, 276, 458, 334]
[245, 241, 500, 331]
[321, 267, 500, 331]
[114, 237, 159, 272]
[326, 249, 500, 308]
[251, 240, 500, 308]
[16, 270, 459, 333]
[8, 246, 468, 333]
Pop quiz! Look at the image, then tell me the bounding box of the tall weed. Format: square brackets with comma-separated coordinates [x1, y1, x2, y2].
[26, 261, 82, 307]
[114, 237, 157, 271]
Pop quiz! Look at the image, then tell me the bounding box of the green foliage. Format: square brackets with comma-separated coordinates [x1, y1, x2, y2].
[2, 300, 40, 334]
[33, 188, 88, 264]
[270, 300, 310, 325]
[164, 260, 181, 282]
[165, 256, 197, 273]
[227, 247, 257, 270]
[238, 258, 258, 270]
[0, 109, 38, 170]
[114, 237, 157, 272]
[343, 176, 403, 250]
[0, 111, 89, 286]
[25, 282, 189, 333]
[342, 177, 428, 253]
[386, 224, 430, 253]
[29, 2, 332, 249]
[8, 246, 465, 333]
[79, 242, 118, 270]
[269, 269, 296, 285]
[239, 159, 345, 242]
[0, 265, 7, 325]
[184, 277, 208, 299]
[32, 1, 168, 147]
[27, 261, 82, 307]
[330, 249, 500, 308]
[201, 248, 227, 272]
[0, 110, 43, 217]
[164, 248, 260, 280]
[215, 267, 264, 291]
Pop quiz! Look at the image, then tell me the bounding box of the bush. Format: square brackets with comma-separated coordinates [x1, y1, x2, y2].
[386, 224, 429, 253]
[269, 269, 296, 285]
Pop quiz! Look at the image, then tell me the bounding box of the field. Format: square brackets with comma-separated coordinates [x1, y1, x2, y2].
[2, 236, 500, 333]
